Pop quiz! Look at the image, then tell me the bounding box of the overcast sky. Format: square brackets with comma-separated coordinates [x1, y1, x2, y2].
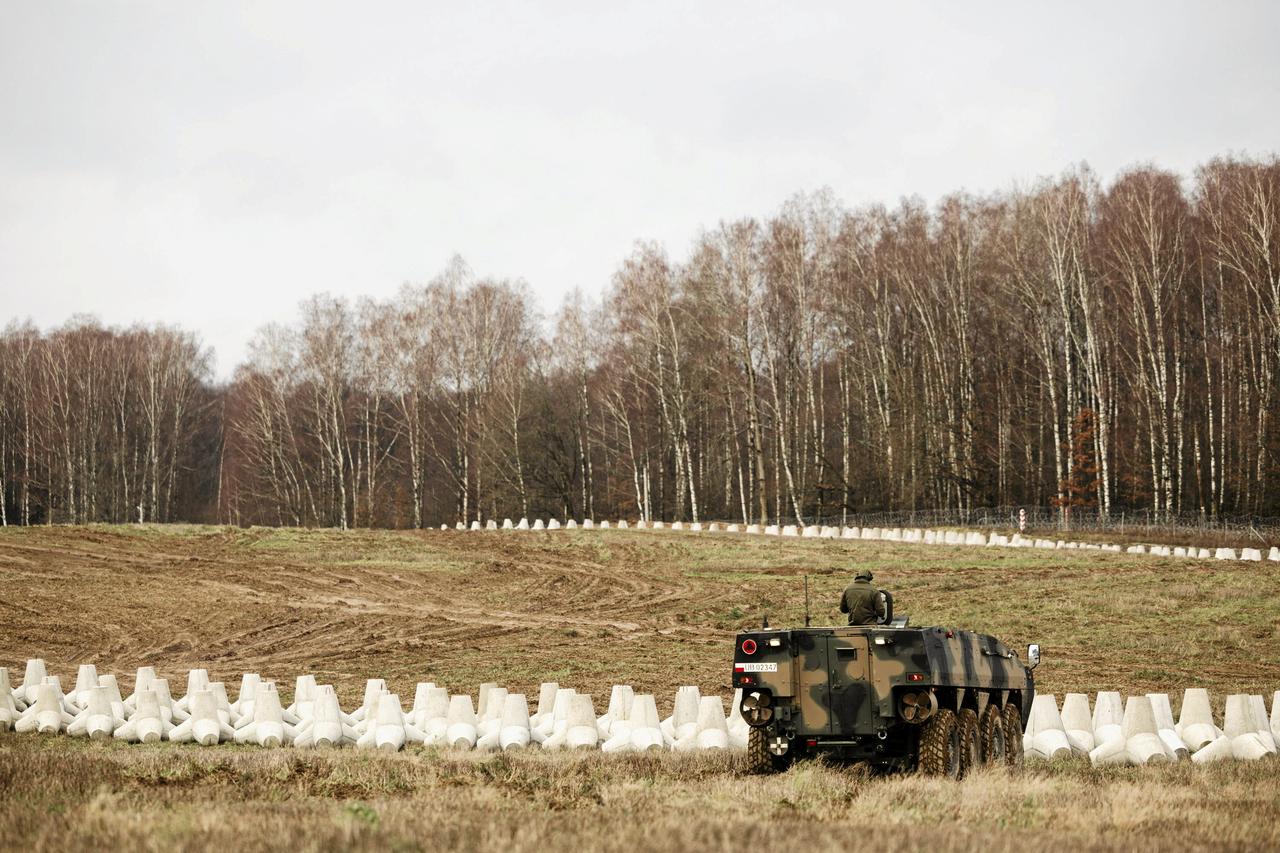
[2, 1, 1278, 378]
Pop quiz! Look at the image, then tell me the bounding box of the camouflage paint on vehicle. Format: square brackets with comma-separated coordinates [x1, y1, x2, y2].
[734, 624, 1034, 768]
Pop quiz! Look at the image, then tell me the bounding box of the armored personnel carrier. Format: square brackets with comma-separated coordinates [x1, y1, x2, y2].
[733, 603, 1038, 777]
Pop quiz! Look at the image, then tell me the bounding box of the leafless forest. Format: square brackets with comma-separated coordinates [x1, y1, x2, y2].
[2, 157, 1278, 528]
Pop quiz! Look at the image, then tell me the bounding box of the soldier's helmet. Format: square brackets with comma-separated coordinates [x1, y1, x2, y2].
[855, 569, 874, 582]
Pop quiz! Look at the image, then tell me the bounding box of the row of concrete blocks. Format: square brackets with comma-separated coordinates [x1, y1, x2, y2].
[1024, 688, 1280, 765]
[441, 517, 1280, 561]
[1, 660, 748, 754]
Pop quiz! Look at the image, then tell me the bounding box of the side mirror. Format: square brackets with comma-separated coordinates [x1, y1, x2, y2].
[1027, 643, 1041, 669]
[875, 590, 894, 625]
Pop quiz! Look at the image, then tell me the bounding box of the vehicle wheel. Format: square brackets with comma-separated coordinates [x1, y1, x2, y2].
[957, 709, 981, 778]
[918, 708, 960, 778]
[746, 727, 791, 774]
[1001, 703, 1024, 768]
[980, 704, 1006, 765]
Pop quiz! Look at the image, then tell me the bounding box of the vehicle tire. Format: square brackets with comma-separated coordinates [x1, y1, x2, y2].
[918, 708, 960, 778]
[746, 727, 791, 774]
[979, 704, 1006, 765]
[1001, 703, 1024, 768]
[957, 709, 981, 778]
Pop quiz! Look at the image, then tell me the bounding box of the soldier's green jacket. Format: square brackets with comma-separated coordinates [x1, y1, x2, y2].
[839, 578, 880, 625]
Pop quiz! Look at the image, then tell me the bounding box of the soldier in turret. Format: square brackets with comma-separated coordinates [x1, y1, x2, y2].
[839, 569, 885, 625]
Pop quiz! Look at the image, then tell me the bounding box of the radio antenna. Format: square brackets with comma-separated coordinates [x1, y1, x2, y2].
[804, 574, 811, 627]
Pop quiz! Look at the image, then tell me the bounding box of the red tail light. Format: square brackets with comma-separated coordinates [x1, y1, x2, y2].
[741, 639, 757, 655]
[908, 673, 924, 682]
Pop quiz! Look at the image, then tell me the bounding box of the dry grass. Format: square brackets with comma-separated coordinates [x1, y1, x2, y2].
[2, 524, 1279, 850]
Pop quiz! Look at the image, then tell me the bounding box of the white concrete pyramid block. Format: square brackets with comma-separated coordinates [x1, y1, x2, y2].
[1224, 694, 1270, 760]
[208, 681, 235, 727]
[1146, 693, 1189, 759]
[1214, 547, 1237, 560]
[350, 678, 388, 726]
[470, 520, 481, 531]
[801, 525, 818, 538]
[1060, 693, 1095, 753]
[1196, 547, 1211, 558]
[15, 681, 74, 734]
[905, 528, 924, 543]
[726, 523, 738, 533]
[989, 534, 1009, 547]
[1173, 546, 1188, 557]
[445, 694, 478, 749]
[1176, 688, 1219, 752]
[923, 530, 938, 544]
[539, 688, 577, 748]
[71, 663, 100, 710]
[1150, 545, 1171, 556]
[499, 693, 531, 751]
[0, 668, 17, 731]
[861, 527, 881, 541]
[530, 682, 559, 732]
[68, 685, 120, 740]
[841, 526, 860, 539]
[234, 682, 294, 747]
[1240, 548, 1262, 561]
[1122, 696, 1169, 765]
[764, 524, 778, 535]
[114, 689, 169, 743]
[548, 519, 561, 530]
[477, 682, 499, 720]
[746, 524, 761, 534]
[294, 685, 357, 748]
[517, 517, 530, 530]
[726, 688, 749, 751]
[455, 521, 466, 530]
[598, 684, 634, 739]
[123, 666, 157, 713]
[600, 520, 611, 529]
[566, 694, 599, 749]
[440, 524, 448, 531]
[626, 693, 665, 752]
[230, 672, 260, 720]
[1126, 545, 1146, 555]
[663, 686, 701, 749]
[416, 687, 451, 746]
[779, 524, 796, 536]
[501, 518, 514, 530]
[618, 519, 629, 529]
[176, 668, 210, 713]
[1247, 695, 1277, 753]
[16, 658, 48, 707]
[708, 522, 721, 532]
[652, 521, 664, 529]
[688, 521, 702, 532]
[1272, 691, 1280, 744]
[693, 696, 729, 750]
[169, 689, 233, 745]
[566, 519, 578, 529]
[288, 675, 318, 720]
[477, 686, 508, 750]
[1267, 546, 1280, 561]
[357, 693, 423, 752]
[486, 519, 498, 530]
[1091, 691, 1125, 760]
[533, 518, 545, 530]
[1190, 734, 1234, 763]
[152, 678, 181, 724]
[583, 519, 595, 529]
[98, 674, 125, 722]
[1024, 694, 1072, 760]
[964, 531, 985, 546]
[1034, 539, 1055, 549]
